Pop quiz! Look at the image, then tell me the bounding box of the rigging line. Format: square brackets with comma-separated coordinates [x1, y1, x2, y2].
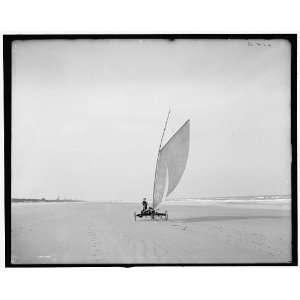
[152, 109, 171, 208]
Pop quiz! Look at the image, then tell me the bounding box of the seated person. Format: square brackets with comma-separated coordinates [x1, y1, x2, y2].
[141, 198, 148, 213]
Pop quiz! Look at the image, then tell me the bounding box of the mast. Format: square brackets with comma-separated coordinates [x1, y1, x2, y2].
[152, 109, 171, 208]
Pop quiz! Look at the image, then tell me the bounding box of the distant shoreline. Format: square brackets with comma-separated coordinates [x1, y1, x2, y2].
[11, 195, 291, 204]
[11, 198, 85, 203]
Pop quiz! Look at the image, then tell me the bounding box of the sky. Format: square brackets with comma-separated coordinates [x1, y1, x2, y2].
[12, 39, 291, 202]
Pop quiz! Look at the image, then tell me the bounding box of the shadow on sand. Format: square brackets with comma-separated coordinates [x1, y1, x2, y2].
[169, 215, 288, 223]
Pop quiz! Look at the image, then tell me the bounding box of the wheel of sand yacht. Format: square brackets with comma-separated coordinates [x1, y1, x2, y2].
[151, 211, 155, 220]
[165, 211, 168, 221]
[134, 212, 136, 222]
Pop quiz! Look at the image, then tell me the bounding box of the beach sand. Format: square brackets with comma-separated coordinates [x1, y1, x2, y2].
[11, 200, 291, 264]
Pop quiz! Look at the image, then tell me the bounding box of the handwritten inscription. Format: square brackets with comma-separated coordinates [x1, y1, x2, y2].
[248, 41, 272, 47]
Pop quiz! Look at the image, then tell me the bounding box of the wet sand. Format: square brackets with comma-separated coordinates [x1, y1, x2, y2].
[11, 201, 291, 264]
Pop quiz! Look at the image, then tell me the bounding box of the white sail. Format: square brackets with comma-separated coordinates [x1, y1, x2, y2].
[153, 120, 190, 209]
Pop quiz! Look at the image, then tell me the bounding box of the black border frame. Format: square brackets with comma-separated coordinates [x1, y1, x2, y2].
[3, 34, 297, 267]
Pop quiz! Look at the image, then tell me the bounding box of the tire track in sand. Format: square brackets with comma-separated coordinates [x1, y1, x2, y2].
[87, 222, 105, 263]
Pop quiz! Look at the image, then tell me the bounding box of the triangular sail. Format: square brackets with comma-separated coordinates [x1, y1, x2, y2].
[153, 120, 190, 209]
